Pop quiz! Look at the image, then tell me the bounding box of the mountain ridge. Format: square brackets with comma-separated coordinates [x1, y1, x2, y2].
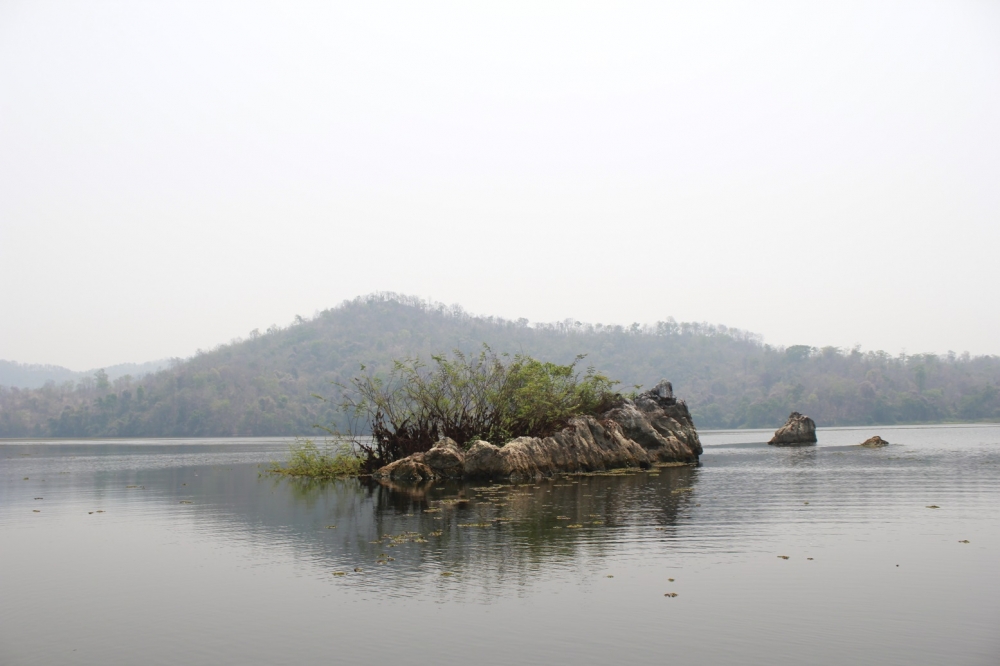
[1, 293, 998, 438]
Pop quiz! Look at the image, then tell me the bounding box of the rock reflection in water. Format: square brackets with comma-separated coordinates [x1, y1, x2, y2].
[265, 465, 699, 593]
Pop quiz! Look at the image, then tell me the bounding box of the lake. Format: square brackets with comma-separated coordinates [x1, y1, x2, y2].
[2, 424, 998, 665]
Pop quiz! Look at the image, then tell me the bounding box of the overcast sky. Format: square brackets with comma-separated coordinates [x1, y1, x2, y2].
[1, 1, 998, 370]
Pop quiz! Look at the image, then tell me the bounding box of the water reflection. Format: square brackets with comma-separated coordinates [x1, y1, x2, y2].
[249, 466, 702, 594]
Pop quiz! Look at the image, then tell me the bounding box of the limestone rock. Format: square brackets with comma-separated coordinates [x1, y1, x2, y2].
[768, 412, 817, 446]
[422, 437, 465, 477]
[373, 454, 435, 482]
[860, 435, 889, 447]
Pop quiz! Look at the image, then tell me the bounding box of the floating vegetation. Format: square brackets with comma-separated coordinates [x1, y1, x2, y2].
[591, 520, 603, 525]
[778, 555, 790, 560]
[430, 531, 443, 537]
[567, 524, 583, 529]
[606, 575, 614, 578]
[34, 497, 43, 500]
[926, 505, 940, 509]
[179, 500, 193, 504]
[354, 567, 363, 572]
[325, 525, 337, 529]
[332, 571, 346, 576]
[423, 508, 442, 513]
[440, 572, 454, 577]
[664, 592, 678, 598]
[32, 509, 40, 513]
[555, 516, 571, 520]
[807, 557, 814, 560]
[959, 540, 970, 543]
[671, 488, 693, 494]
[668, 578, 674, 582]
[458, 522, 493, 528]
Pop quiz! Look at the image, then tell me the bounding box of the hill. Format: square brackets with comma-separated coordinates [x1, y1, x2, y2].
[1, 293, 998, 438]
[0, 359, 169, 390]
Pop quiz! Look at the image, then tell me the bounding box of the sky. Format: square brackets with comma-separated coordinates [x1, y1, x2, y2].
[1, 1, 999, 370]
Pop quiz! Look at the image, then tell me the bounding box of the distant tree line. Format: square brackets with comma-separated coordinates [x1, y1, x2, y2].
[1, 293, 998, 438]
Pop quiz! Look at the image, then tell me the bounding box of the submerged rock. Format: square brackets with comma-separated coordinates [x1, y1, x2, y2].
[768, 412, 817, 446]
[374, 380, 702, 483]
[860, 435, 889, 447]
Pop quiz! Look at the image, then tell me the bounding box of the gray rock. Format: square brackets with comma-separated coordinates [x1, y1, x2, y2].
[373, 454, 435, 482]
[768, 412, 817, 446]
[422, 437, 465, 477]
[860, 435, 889, 447]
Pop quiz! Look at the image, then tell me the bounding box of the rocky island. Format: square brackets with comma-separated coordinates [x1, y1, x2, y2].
[768, 411, 818, 445]
[374, 380, 701, 483]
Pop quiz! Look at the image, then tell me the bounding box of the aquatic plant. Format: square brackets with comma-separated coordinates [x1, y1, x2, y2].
[268, 439, 361, 478]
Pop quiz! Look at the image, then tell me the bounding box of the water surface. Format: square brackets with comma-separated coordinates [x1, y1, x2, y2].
[2, 425, 998, 665]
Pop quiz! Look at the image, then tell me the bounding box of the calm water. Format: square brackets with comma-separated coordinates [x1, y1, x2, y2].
[2, 425, 998, 665]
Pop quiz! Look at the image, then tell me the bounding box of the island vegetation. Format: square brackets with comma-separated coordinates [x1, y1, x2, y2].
[270, 348, 620, 476]
[1, 293, 999, 438]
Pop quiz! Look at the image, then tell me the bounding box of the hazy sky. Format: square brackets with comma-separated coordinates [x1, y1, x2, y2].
[2, 1, 998, 370]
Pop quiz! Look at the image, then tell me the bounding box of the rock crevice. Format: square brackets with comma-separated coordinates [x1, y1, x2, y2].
[373, 380, 701, 483]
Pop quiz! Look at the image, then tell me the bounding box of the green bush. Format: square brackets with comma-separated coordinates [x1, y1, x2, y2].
[338, 347, 620, 472]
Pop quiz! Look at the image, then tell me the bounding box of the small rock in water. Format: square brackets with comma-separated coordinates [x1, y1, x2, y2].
[606, 575, 614, 578]
[32, 509, 40, 513]
[354, 567, 363, 572]
[668, 578, 675, 582]
[958, 540, 970, 543]
[807, 557, 814, 560]
[778, 555, 790, 560]
[926, 505, 940, 509]
[325, 525, 336, 529]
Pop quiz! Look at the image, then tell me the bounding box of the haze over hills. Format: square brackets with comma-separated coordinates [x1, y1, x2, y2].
[0, 359, 170, 390]
[1, 293, 998, 439]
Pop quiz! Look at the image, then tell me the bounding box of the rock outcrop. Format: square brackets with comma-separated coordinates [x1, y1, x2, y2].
[768, 412, 817, 446]
[860, 435, 889, 447]
[373, 380, 701, 483]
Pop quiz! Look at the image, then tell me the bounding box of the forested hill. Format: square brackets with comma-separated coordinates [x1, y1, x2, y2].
[2, 294, 999, 438]
[0, 359, 168, 390]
